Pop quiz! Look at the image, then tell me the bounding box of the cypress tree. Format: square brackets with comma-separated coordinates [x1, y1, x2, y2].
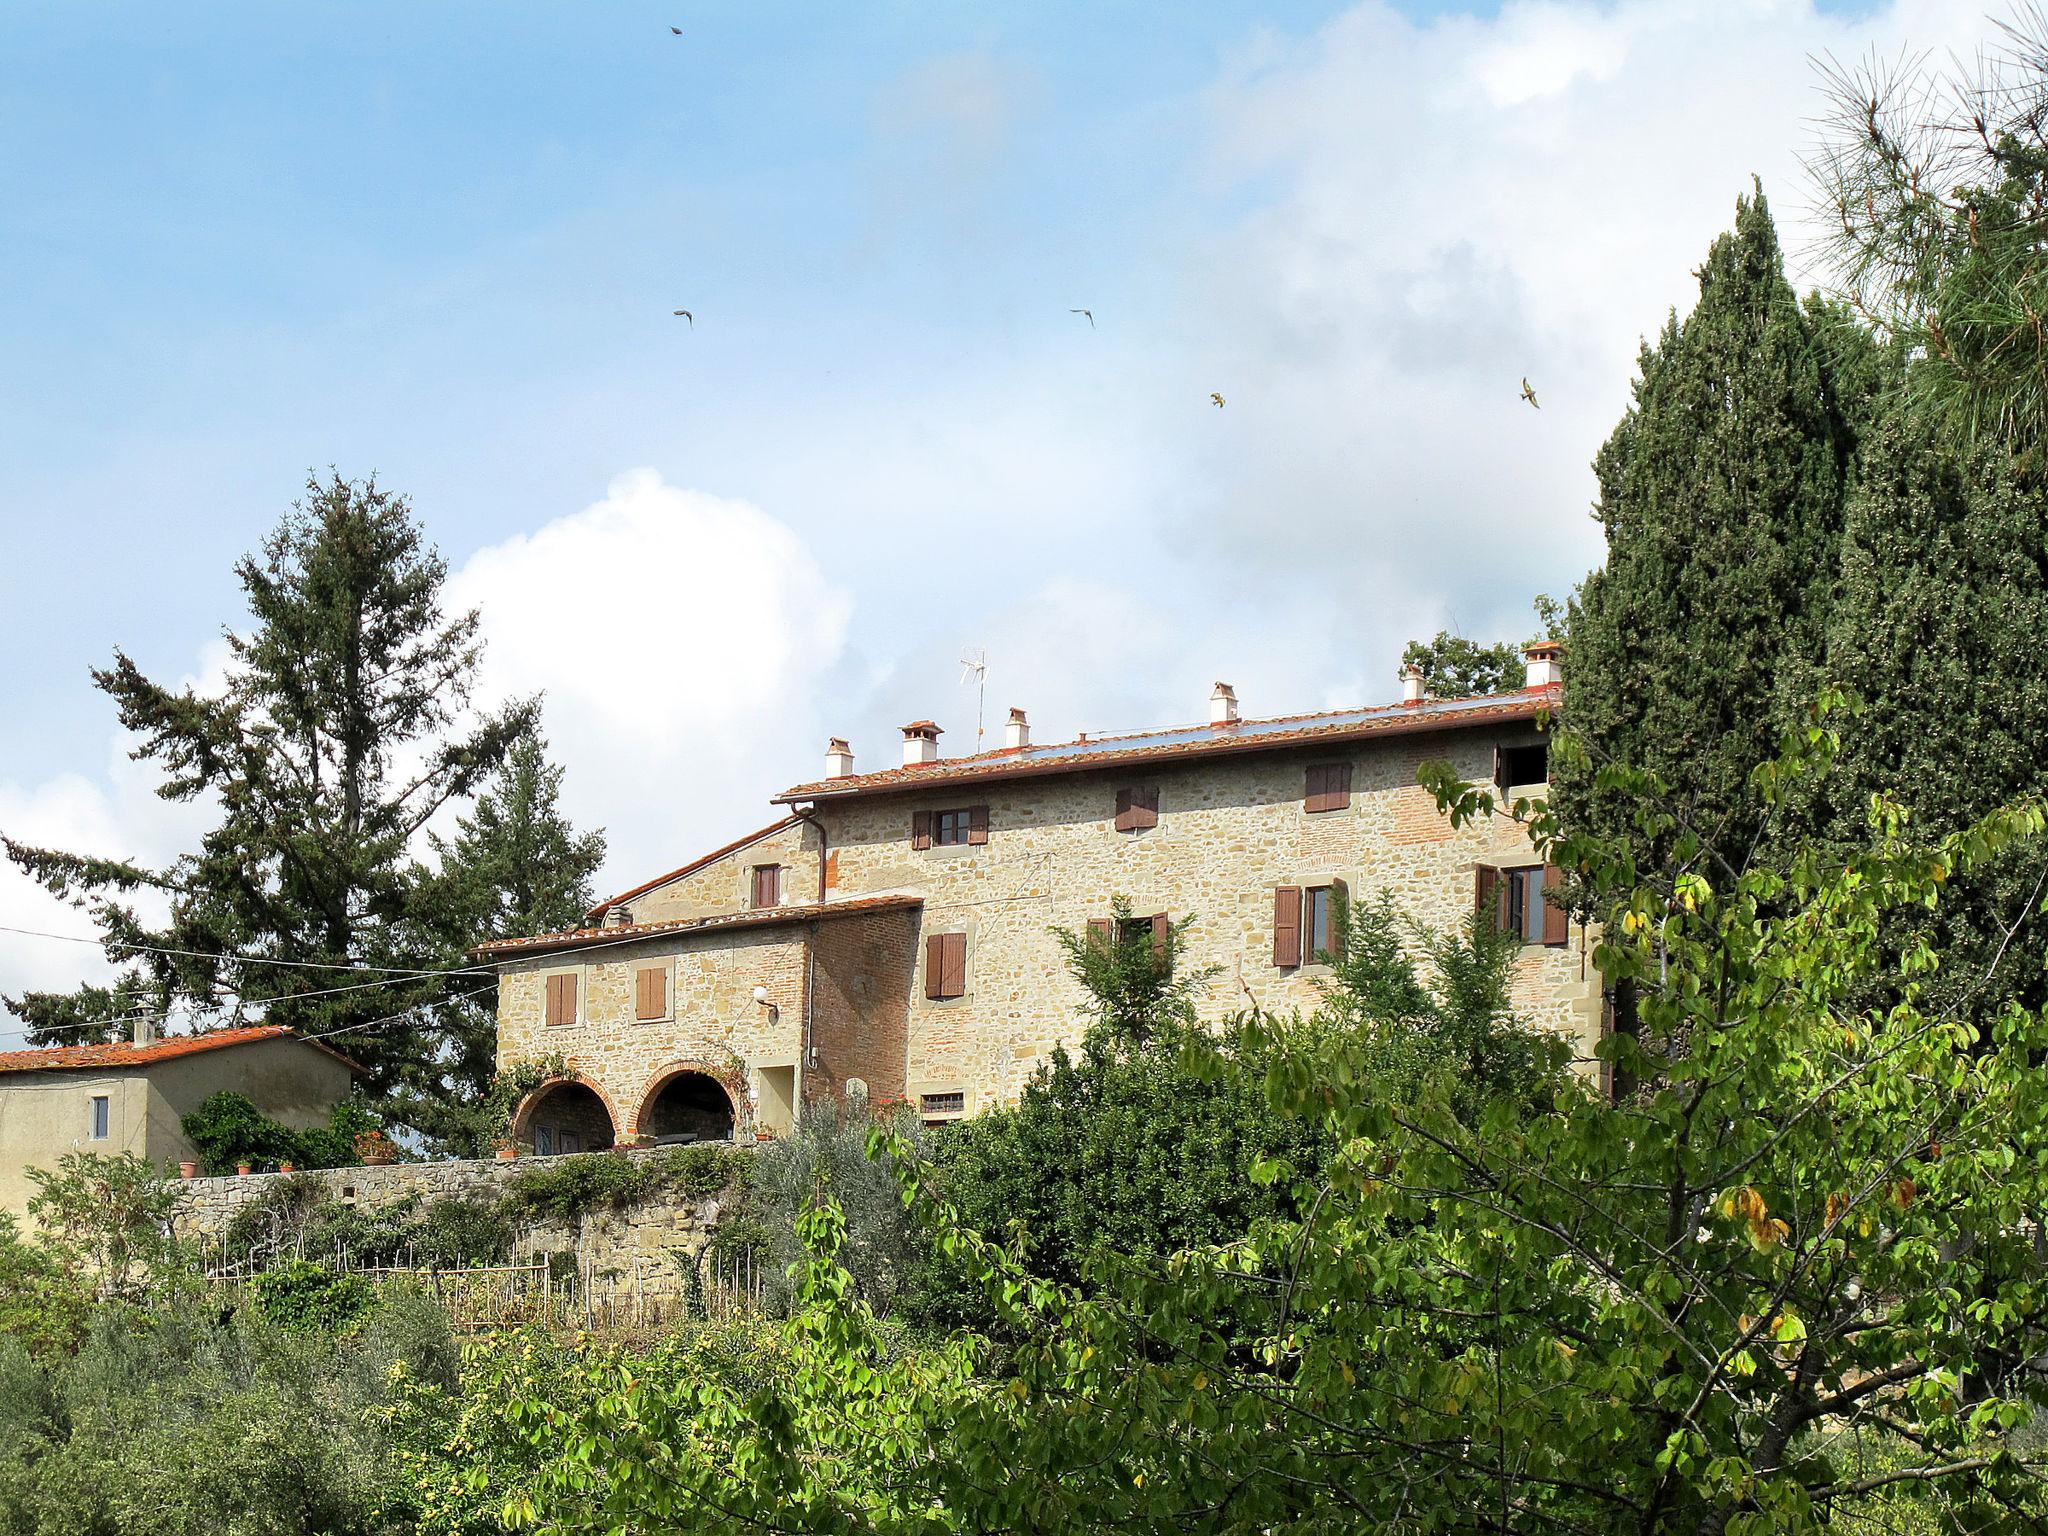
[1823, 410, 2048, 1007]
[3, 474, 537, 1116]
[1553, 186, 1876, 886]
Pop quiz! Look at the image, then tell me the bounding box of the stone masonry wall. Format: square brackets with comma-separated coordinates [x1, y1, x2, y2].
[623, 819, 822, 925]
[817, 726, 1598, 1111]
[171, 1150, 740, 1288]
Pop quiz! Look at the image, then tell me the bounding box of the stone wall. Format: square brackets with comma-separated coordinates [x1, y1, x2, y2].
[171, 1149, 742, 1287]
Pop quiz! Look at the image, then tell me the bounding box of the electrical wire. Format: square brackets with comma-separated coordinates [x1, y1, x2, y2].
[0, 922, 493, 978]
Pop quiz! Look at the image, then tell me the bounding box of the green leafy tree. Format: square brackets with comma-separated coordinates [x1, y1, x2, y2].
[1048, 894, 1219, 1048]
[1399, 631, 1524, 697]
[1553, 186, 1879, 891]
[24, 1152, 183, 1301]
[2, 473, 534, 1116]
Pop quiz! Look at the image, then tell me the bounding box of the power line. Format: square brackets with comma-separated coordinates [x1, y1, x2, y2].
[0, 964, 479, 1043]
[0, 922, 492, 979]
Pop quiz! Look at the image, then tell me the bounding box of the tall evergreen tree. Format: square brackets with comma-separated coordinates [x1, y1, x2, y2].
[3, 474, 536, 1112]
[1552, 186, 1879, 888]
[1823, 408, 2048, 1007]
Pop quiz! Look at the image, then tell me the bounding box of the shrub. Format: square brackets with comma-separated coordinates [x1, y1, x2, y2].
[740, 1098, 919, 1313]
[182, 1092, 381, 1175]
[500, 1145, 748, 1221]
[250, 1260, 375, 1333]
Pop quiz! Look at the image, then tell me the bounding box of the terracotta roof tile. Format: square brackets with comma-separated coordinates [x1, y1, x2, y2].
[476, 892, 924, 961]
[778, 685, 1559, 802]
[0, 1024, 367, 1077]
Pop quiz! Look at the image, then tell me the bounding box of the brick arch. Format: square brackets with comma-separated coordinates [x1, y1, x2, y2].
[512, 1075, 622, 1152]
[633, 1059, 744, 1142]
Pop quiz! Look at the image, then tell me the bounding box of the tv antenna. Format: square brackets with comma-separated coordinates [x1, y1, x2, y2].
[959, 647, 988, 752]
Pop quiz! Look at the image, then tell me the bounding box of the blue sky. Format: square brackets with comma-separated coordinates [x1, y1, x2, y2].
[0, 0, 1977, 1025]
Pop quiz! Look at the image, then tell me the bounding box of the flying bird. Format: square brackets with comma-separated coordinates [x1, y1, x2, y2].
[1519, 378, 1539, 409]
[1070, 308, 1094, 328]
[1209, 392, 1225, 409]
[673, 310, 693, 327]
[670, 25, 682, 34]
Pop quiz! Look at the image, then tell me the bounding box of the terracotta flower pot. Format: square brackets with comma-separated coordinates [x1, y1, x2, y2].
[178, 1160, 198, 1179]
[494, 1144, 517, 1161]
[278, 1161, 295, 1173]
[235, 1162, 252, 1177]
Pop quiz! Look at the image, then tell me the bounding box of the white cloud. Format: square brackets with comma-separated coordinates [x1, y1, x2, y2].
[446, 469, 854, 898]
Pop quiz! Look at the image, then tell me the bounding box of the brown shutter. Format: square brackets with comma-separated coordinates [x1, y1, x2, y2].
[1134, 787, 1159, 829]
[635, 967, 665, 1020]
[1114, 787, 1134, 832]
[1087, 917, 1114, 951]
[1475, 866, 1498, 931]
[1273, 886, 1302, 967]
[943, 932, 968, 996]
[911, 810, 932, 851]
[1304, 764, 1351, 814]
[1149, 912, 1169, 964]
[547, 973, 576, 1026]
[925, 934, 946, 999]
[1303, 764, 1323, 811]
[1541, 865, 1570, 947]
[967, 804, 989, 845]
[1492, 746, 1509, 795]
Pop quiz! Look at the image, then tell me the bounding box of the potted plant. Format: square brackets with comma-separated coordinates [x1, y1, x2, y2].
[178, 1159, 199, 1179]
[491, 1133, 518, 1161]
[277, 1159, 295, 1173]
[235, 1159, 253, 1177]
[753, 1125, 776, 1144]
[354, 1130, 397, 1166]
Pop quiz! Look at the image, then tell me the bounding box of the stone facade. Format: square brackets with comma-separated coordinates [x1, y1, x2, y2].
[485, 676, 1600, 1141]
[172, 1151, 737, 1288]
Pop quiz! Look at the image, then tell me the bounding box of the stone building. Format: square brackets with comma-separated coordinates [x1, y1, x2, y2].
[478, 642, 1598, 1144]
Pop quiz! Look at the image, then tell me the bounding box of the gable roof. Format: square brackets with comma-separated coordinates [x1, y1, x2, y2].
[775, 685, 1558, 803]
[586, 815, 803, 923]
[0, 1024, 367, 1078]
[475, 892, 924, 961]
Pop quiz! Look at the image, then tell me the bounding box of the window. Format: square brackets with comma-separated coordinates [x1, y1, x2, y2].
[925, 932, 968, 1000]
[920, 1091, 965, 1116]
[634, 965, 669, 1021]
[1088, 912, 1168, 962]
[89, 1095, 109, 1141]
[535, 1126, 556, 1157]
[545, 972, 578, 1027]
[1114, 786, 1160, 832]
[1305, 762, 1352, 814]
[1477, 864, 1568, 947]
[1304, 885, 1337, 963]
[914, 806, 989, 849]
[1495, 743, 1549, 792]
[751, 864, 784, 908]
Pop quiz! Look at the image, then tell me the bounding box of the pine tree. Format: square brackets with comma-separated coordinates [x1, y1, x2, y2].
[1822, 408, 2048, 1007]
[408, 729, 607, 1146]
[1552, 186, 1879, 886]
[3, 473, 536, 1112]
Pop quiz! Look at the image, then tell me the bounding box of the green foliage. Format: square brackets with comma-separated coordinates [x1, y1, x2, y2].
[1048, 894, 1219, 1047]
[0, 472, 543, 1125]
[0, 1295, 454, 1536]
[1398, 630, 1523, 697]
[26, 1152, 184, 1300]
[740, 1096, 921, 1314]
[249, 1259, 375, 1332]
[1554, 185, 1882, 892]
[1316, 888, 1569, 1122]
[180, 1090, 378, 1175]
[0, 1215, 89, 1356]
[499, 1145, 748, 1222]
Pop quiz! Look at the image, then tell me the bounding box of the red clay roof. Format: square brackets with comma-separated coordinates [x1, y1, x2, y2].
[586, 815, 803, 922]
[475, 892, 925, 961]
[777, 685, 1559, 803]
[0, 1024, 367, 1078]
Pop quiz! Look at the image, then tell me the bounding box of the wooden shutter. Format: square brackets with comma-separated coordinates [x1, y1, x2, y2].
[751, 866, 775, 908]
[546, 972, 576, 1026]
[1087, 917, 1114, 951]
[967, 805, 989, 845]
[1149, 912, 1169, 964]
[943, 932, 967, 996]
[635, 966, 666, 1021]
[1541, 865, 1570, 947]
[1114, 787, 1135, 832]
[1134, 787, 1158, 829]
[925, 934, 947, 999]
[1492, 746, 1509, 795]
[1305, 763, 1351, 814]
[911, 810, 932, 851]
[1475, 866, 1499, 932]
[1273, 886, 1302, 967]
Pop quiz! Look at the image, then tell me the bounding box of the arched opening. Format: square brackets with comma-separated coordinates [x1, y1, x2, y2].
[514, 1080, 616, 1157]
[638, 1069, 736, 1144]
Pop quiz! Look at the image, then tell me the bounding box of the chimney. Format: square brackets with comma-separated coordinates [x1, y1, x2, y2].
[1401, 664, 1426, 706]
[1210, 682, 1239, 726]
[132, 1015, 154, 1048]
[901, 720, 942, 767]
[1004, 707, 1030, 750]
[1523, 640, 1564, 689]
[825, 737, 855, 779]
